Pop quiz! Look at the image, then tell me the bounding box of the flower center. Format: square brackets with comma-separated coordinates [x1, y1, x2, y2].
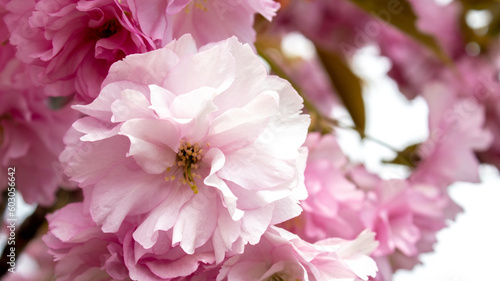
[267, 274, 301, 281]
[95, 18, 121, 39]
[185, 0, 208, 13]
[165, 140, 206, 194]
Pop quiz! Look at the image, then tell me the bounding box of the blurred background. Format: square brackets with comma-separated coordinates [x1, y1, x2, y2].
[348, 45, 500, 281]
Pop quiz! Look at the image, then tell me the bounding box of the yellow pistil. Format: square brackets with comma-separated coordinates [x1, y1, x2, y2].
[185, 0, 208, 13]
[166, 140, 203, 194]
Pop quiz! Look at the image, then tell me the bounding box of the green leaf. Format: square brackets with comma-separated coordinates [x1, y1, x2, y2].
[485, 4, 500, 37]
[48, 96, 74, 110]
[383, 143, 421, 168]
[347, 0, 451, 64]
[316, 48, 366, 136]
[460, 0, 499, 9]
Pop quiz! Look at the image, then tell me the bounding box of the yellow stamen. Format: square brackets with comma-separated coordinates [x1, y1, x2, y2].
[164, 140, 205, 194]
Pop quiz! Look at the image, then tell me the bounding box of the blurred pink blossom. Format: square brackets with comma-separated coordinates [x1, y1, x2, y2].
[280, 131, 462, 277]
[272, 0, 371, 53]
[0, 89, 77, 205]
[349, 166, 462, 277]
[374, 0, 463, 100]
[0, 20, 78, 205]
[4, 0, 155, 102]
[409, 0, 464, 59]
[376, 26, 444, 100]
[281, 133, 365, 242]
[124, 0, 280, 47]
[439, 56, 500, 170]
[411, 82, 493, 186]
[43, 203, 129, 281]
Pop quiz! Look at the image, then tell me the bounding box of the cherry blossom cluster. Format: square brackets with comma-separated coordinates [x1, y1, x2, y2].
[1, 0, 498, 280]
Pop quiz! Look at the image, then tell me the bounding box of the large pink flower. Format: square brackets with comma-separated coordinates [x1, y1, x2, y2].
[4, 0, 155, 102]
[218, 226, 379, 281]
[124, 0, 280, 47]
[60, 35, 310, 263]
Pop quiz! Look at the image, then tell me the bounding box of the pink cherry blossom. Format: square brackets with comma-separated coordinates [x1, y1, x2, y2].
[280, 133, 365, 242]
[43, 203, 129, 281]
[124, 0, 280, 47]
[218, 226, 379, 281]
[272, 0, 372, 54]
[385, 184, 463, 273]
[376, 25, 445, 100]
[280, 131, 463, 276]
[411, 82, 493, 186]
[409, 0, 464, 58]
[0, 3, 28, 91]
[272, 0, 463, 102]
[4, 0, 155, 102]
[60, 35, 310, 265]
[0, 90, 77, 205]
[348, 166, 462, 276]
[44, 202, 224, 281]
[0, 18, 78, 205]
[360, 179, 426, 257]
[375, 0, 463, 100]
[438, 56, 500, 170]
[281, 132, 461, 276]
